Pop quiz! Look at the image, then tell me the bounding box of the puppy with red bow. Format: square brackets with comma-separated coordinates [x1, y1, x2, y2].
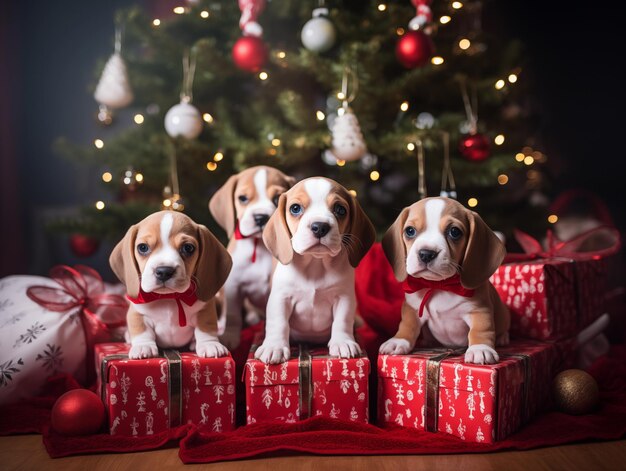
[110, 211, 232, 359]
[254, 177, 376, 364]
[209, 166, 295, 349]
[379, 197, 510, 364]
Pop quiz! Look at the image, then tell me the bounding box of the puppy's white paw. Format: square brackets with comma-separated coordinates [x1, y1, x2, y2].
[379, 338, 412, 355]
[196, 340, 229, 358]
[328, 338, 362, 358]
[219, 328, 241, 351]
[465, 344, 499, 364]
[129, 342, 158, 359]
[254, 341, 290, 364]
[496, 331, 510, 346]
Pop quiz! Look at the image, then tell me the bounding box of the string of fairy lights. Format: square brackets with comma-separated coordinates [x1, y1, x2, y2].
[91, 1, 553, 223]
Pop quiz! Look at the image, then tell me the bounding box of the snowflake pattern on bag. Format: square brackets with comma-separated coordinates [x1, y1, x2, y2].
[0, 358, 24, 387]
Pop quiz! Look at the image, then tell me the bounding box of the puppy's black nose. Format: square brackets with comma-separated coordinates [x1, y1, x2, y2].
[253, 214, 270, 227]
[155, 266, 176, 282]
[310, 222, 331, 239]
[418, 249, 438, 264]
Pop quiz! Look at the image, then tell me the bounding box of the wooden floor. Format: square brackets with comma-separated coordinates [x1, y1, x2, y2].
[1, 435, 625, 470]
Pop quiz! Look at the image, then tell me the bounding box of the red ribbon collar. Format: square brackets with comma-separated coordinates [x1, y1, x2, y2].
[234, 220, 260, 263]
[402, 274, 475, 318]
[126, 282, 198, 327]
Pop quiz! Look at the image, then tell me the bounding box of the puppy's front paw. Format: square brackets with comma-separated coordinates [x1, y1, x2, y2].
[254, 341, 290, 364]
[465, 344, 499, 364]
[328, 338, 362, 358]
[196, 341, 229, 358]
[379, 338, 412, 355]
[219, 328, 241, 351]
[129, 342, 158, 359]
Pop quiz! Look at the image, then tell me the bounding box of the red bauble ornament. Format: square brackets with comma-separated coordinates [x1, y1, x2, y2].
[396, 30, 434, 69]
[232, 36, 268, 72]
[69, 234, 100, 258]
[459, 133, 491, 162]
[51, 389, 105, 436]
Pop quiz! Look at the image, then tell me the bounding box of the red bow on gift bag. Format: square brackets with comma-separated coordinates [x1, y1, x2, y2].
[26, 265, 128, 384]
[505, 226, 622, 263]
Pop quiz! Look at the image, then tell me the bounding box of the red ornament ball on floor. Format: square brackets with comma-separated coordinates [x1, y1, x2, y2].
[69, 234, 100, 258]
[396, 30, 434, 69]
[232, 36, 268, 72]
[459, 133, 491, 162]
[51, 389, 105, 436]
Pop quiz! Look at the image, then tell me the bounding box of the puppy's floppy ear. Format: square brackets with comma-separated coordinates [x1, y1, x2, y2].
[382, 208, 410, 282]
[460, 211, 506, 289]
[262, 193, 294, 265]
[109, 224, 140, 297]
[194, 224, 233, 301]
[346, 195, 376, 268]
[209, 174, 239, 237]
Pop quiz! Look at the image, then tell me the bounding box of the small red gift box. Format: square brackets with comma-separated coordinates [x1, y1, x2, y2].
[489, 227, 620, 340]
[244, 337, 370, 424]
[95, 343, 236, 436]
[377, 341, 565, 443]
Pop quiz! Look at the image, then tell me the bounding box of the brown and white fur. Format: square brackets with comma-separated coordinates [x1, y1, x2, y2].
[254, 177, 376, 364]
[379, 197, 510, 364]
[110, 211, 232, 359]
[209, 166, 295, 349]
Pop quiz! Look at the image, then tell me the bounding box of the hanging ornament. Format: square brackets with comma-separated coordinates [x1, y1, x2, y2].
[233, 0, 268, 72]
[552, 369, 600, 415]
[301, 4, 336, 53]
[396, 0, 434, 68]
[51, 389, 106, 436]
[164, 50, 203, 139]
[328, 67, 367, 163]
[439, 131, 457, 199]
[458, 78, 491, 162]
[69, 234, 100, 258]
[94, 24, 133, 117]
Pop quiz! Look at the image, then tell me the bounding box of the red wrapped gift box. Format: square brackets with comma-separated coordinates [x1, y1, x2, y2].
[95, 343, 236, 436]
[244, 340, 370, 425]
[378, 341, 566, 443]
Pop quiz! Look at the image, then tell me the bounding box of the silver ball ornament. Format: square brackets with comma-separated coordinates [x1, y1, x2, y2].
[301, 8, 336, 53]
[164, 101, 203, 139]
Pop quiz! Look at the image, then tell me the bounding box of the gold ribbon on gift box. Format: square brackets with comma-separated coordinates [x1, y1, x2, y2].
[100, 350, 183, 428]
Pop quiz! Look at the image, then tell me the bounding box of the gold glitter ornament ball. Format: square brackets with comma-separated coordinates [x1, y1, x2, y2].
[552, 369, 599, 415]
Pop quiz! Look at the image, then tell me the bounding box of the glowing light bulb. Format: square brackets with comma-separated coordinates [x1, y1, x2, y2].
[452, 2, 463, 9]
[515, 152, 525, 162]
[495, 79, 506, 90]
[459, 38, 471, 50]
[173, 6, 185, 14]
[102, 172, 112, 183]
[152, 19, 161, 26]
[407, 142, 416, 151]
[370, 170, 380, 181]
[206, 162, 217, 171]
[134, 114, 144, 124]
[467, 197, 478, 208]
[337, 92, 345, 100]
[377, 4, 387, 12]
[548, 214, 559, 224]
[431, 56, 444, 65]
[440, 16, 451, 24]
[135, 173, 144, 183]
[508, 73, 518, 83]
[259, 72, 268, 80]
[316, 110, 326, 121]
[94, 139, 104, 149]
[494, 134, 505, 145]
[497, 174, 509, 185]
[200, 10, 209, 19]
[336, 159, 346, 167]
[213, 151, 224, 162]
[277, 51, 286, 59]
[203, 113, 214, 123]
[163, 199, 172, 207]
[396, 27, 405, 36]
[95, 201, 105, 210]
[271, 138, 281, 146]
[349, 189, 357, 196]
[400, 101, 409, 112]
[524, 156, 534, 165]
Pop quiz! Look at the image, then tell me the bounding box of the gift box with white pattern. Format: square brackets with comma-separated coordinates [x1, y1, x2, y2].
[96, 343, 236, 436]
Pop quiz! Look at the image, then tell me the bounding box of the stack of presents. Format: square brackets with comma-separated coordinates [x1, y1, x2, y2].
[90, 232, 619, 444]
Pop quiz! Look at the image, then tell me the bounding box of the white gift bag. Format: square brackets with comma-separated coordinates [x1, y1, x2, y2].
[0, 265, 127, 404]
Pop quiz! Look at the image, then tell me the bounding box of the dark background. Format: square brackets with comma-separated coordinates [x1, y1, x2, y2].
[1, 0, 624, 279]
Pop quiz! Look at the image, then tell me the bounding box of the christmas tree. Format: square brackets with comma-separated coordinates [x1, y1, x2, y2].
[52, 0, 548, 244]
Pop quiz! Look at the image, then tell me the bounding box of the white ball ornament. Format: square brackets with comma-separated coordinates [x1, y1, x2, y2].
[164, 100, 203, 139]
[301, 8, 336, 53]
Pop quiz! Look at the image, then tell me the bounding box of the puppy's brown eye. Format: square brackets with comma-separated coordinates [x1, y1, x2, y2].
[137, 243, 150, 255]
[333, 203, 347, 218]
[238, 195, 249, 205]
[404, 227, 417, 239]
[180, 243, 195, 257]
[447, 226, 463, 241]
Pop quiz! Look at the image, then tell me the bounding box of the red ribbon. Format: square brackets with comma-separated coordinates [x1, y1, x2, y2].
[402, 274, 475, 318]
[504, 226, 622, 263]
[126, 282, 198, 328]
[234, 220, 259, 263]
[26, 265, 128, 384]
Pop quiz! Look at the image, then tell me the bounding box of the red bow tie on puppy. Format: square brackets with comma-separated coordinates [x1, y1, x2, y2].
[109, 211, 232, 359]
[209, 166, 295, 350]
[254, 177, 376, 364]
[379, 197, 510, 364]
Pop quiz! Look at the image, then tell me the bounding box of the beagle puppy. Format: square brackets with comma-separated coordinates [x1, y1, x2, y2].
[379, 197, 510, 364]
[255, 177, 376, 364]
[209, 166, 295, 349]
[109, 211, 232, 359]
